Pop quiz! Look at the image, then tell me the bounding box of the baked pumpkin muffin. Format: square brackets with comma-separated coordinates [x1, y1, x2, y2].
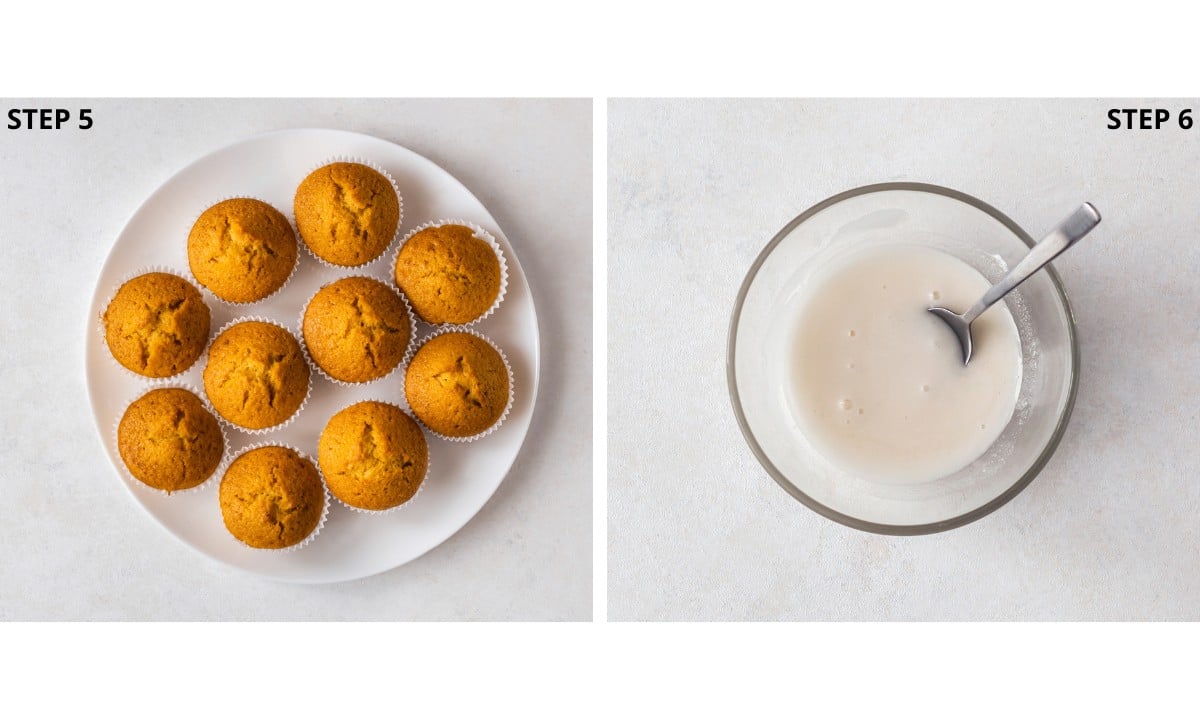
[393, 223, 502, 324]
[318, 401, 428, 511]
[118, 387, 224, 493]
[219, 445, 324, 549]
[293, 162, 400, 267]
[301, 276, 412, 383]
[103, 271, 210, 377]
[187, 198, 298, 303]
[203, 320, 310, 430]
[405, 332, 510, 438]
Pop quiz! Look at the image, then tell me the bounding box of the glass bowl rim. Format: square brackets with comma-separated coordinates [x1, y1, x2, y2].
[726, 181, 1080, 535]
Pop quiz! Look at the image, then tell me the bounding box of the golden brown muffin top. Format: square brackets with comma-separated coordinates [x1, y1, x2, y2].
[187, 198, 298, 304]
[219, 446, 324, 549]
[393, 224, 501, 324]
[294, 162, 400, 267]
[302, 276, 412, 384]
[319, 401, 428, 511]
[405, 332, 510, 438]
[118, 388, 224, 493]
[103, 272, 211, 378]
[203, 321, 310, 430]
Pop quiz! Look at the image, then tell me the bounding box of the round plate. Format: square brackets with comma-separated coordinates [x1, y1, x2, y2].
[86, 129, 540, 582]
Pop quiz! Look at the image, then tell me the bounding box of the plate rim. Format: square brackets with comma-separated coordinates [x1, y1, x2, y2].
[85, 127, 542, 582]
[725, 181, 1079, 535]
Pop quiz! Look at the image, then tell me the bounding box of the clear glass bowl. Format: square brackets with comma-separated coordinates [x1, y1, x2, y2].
[727, 183, 1078, 534]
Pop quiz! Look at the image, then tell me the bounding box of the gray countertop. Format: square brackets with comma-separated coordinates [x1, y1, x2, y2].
[608, 98, 1200, 620]
[0, 98, 592, 620]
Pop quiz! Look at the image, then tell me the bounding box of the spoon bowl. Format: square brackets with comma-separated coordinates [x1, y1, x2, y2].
[927, 306, 976, 364]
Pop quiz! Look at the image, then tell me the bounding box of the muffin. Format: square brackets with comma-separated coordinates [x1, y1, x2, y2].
[405, 332, 510, 438]
[203, 320, 310, 430]
[301, 277, 412, 383]
[117, 387, 224, 492]
[219, 446, 324, 549]
[293, 162, 400, 267]
[393, 223, 502, 324]
[102, 271, 210, 377]
[187, 198, 298, 303]
[319, 401, 428, 511]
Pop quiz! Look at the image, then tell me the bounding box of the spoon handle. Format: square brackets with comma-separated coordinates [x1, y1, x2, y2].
[963, 203, 1102, 323]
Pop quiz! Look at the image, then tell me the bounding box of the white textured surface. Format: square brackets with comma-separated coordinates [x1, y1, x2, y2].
[608, 98, 1200, 620]
[0, 98, 591, 620]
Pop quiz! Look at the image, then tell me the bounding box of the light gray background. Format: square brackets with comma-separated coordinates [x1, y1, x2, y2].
[608, 98, 1200, 620]
[0, 98, 591, 620]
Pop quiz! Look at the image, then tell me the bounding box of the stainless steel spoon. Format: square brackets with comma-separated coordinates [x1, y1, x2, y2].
[929, 202, 1101, 365]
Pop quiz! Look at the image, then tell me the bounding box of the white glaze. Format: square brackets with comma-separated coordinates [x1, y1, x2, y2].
[787, 244, 1022, 483]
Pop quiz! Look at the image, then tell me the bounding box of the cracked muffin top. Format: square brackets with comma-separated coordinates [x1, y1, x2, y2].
[118, 387, 224, 493]
[103, 271, 211, 378]
[203, 320, 310, 430]
[293, 162, 400, 267]
[301, 276, 412, 384]
[219, 445, 324, 549]
[405, 332, 510, 438]
[393, 223, 502, 324]
[318, 401, 428, 511]
[187, 198, 298, 304]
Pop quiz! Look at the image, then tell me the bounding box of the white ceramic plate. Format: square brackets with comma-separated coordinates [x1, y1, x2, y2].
[85, 129, 540, 582]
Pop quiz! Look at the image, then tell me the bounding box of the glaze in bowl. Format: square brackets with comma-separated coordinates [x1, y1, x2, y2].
[728, 183, 1078, 534]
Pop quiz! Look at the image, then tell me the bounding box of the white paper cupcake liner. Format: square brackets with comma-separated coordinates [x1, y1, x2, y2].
[220, 442, 330, 553]
[296, 276, 418, 387]
[400, 326, 515, 443]
[184, 196, 301, 308]
[292, 156, 404, 270]
[318, 399, 430, 516]
[97, 264, 213, 382]
[390, 219, 509, 326]
[202, 316, 313, 435]
[112, 381, 230, 496]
